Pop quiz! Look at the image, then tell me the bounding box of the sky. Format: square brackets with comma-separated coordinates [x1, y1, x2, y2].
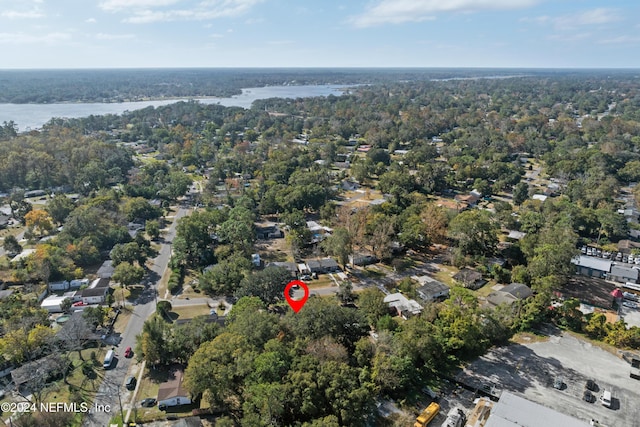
[1, 0, 639, 69]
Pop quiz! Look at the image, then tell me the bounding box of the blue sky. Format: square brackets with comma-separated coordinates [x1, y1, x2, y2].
[1, 0, 639, 68]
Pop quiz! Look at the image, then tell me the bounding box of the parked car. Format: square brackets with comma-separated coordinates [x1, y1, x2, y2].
[583, 390, 595, 403]
[140, 398, 156, 407]
[623, 300, 638, 309]
[585, 379, 597, 391]
[623, 292, 639, 301]
[125, 376, 137, 390]
[553, 377, 564, 390]
[300, 275, 312, 281]
[124, 346, 133, 358]
[599, 390, 612, 408]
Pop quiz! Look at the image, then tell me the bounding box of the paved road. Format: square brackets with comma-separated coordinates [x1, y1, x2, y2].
[84, 206, 188, 427]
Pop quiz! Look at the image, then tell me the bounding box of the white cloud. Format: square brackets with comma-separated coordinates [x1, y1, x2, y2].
[85, 18, 97, 23]
[99, 0, 182, 12]
[0, 0, 45, 19]
[526, 8, 621, 31]
[351, 0, 539, 28]
[598, 35, 640, 45]
[95, 33, 136, 40]
[553, 8, 620, 29]
[100, 0, 264, 24]
[0, 32, 71, 44]
[1, 9, 44, 19]
[267, 40, 294, 46]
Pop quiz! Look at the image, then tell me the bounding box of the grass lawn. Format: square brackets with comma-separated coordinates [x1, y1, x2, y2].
[431, 266, 457, 287]
[112, 309, 132, 333]
[169, 304, 211, 321]
[305, 275, 336, 289]
[474, 281, 497, 298]
[510, 331, 550, 344]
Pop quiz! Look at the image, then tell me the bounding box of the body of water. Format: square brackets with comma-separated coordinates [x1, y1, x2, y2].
[0, 85, 349, 132]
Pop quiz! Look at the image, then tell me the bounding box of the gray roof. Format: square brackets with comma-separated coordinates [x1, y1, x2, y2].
[485, 391, 590, 427]
[267, 262, 298, 273]
[500, 283, 533, 299]
[81, 287, 109, 297]
[97, 260, 115, 278]
[453, 268, 483, 284]
[0, 289, 14, 300]
[417, 281, 449, 296]
[571, 255, 612, 272]
[610, 265, 639, 280]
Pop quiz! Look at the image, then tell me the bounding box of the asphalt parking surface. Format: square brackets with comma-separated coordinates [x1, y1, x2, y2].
[458, 328, 640, 427]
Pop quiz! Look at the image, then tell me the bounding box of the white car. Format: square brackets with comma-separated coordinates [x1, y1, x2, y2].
[623, 301, 638, 309]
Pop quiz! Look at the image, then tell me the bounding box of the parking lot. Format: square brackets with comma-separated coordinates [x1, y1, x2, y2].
[458, 328, 640, 427]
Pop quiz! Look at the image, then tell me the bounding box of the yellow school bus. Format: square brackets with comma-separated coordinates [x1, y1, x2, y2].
[414, 402, 440, 427]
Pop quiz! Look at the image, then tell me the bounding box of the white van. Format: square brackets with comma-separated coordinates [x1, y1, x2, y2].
[599, 390, 611, 408]
[103, 349, 115, 369]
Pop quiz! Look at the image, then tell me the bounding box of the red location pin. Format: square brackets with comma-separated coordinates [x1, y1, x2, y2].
[284, 280, 309, 313]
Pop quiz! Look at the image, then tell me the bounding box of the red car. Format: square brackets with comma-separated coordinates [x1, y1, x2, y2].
[124, 346, 133, 358]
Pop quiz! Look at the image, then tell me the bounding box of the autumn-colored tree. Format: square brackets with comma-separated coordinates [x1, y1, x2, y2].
[24, 209, 54, 237]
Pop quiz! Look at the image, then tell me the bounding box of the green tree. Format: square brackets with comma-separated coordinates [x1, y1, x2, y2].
[145, 219, 160, 240]
[184, 333, 256, 411]
[448, 210, 498, 257]
[45, 193, 75, 226]
[112, 261, 144, 287]
[199, 255, 251, 296]
[512, 182, 529, 206]
[357, 288, 388, 326]
[3, 234, 22, 255]
[235, 266, 292, 305]
[321, 227, 352, 267]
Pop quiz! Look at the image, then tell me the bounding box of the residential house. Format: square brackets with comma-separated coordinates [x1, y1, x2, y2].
[255, 223, 284, 240]
[49, 281, 70, 292]
[266, 262, 298, 278]
[11, 354, 66, 389]
[608, 265, 639, 284]
[157, 368, 192, 408]
[48, 278, 89, 292]
[349, 252, 377, 267]
[97, 260, 115, 279]
[453, 268, 485, 290]
[571, 255, 612, 279]
[383, 293, 423, 319]
[306, 258, 340, 274]
[487, 283, 533, 306]
[307, 221, 333, 243]
[454, 193, 480, 209]
[80, 287, 109, 305]
[507, 230, 527, 241]
[413, 276, 450, 302]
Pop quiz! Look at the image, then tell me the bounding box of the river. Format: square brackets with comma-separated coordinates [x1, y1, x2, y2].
[0, 85, 349, 132]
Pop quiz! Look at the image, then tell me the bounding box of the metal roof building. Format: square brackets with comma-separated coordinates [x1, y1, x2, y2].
[484, 392, 590, 427]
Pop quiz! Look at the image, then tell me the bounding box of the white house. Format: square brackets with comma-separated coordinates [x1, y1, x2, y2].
[80, 287, 108, 305]
[157, 369, 191, 408]
[383, 293, 423, 319]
